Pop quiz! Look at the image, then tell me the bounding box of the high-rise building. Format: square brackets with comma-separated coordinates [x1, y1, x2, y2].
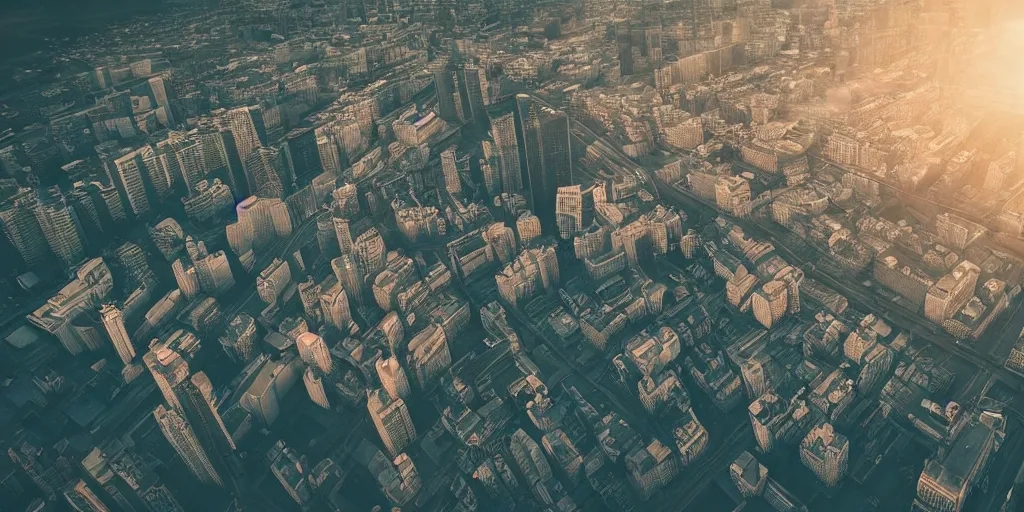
[153, 405, 222, 486]
[376, 356, 412, 401]
[296, 332, 333, 374]
[257, 258, 292, 305]
[100, 304, 135, 364]
[730, 451, 768, 498]
[331, 254, 364, 305]
[227, 106, 266, 192]
[283, 127, 322, 180]
[748, 391, 812, 454]
[171, 258, 200, 300]
[516, 95, 572, 231]
[799, 423, 849, 488]
[354, 227, 387, 277]
[111, 151, 152, 217]
[303, 367, 330, 409]
[509, 429, 554, 504]
[0, 188, 50, 267]
[516, 210, 541, 245]
[925, 260, 981, 324]
[459, 64, 490, 127]
[245, 147, 287, 199]
[143, 330, 198, 409]
[35, 187, 85, 267]
[914, 413, 1005, 512]
[752, 280, 789, 329]
[407, 324, 452, 388]
[625, 439, 679, 501]
[319, 276, 352, 330]
[220, 313, 257, 363]
[27, 258, 115, 354]
[489, 111, 523, 194]
[496, 246, 559, 307]
[440, 145, 467, 197]
[617, 22, 634, 76]
[367, 388, 417, 457]
[173, 372, 236, 482]
[64, 479, 111, 512]
[555, 184, 595, 240]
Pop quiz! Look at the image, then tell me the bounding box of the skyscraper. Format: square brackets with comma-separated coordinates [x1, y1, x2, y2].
[111, 151, 152, 217]
[376, 356, 412, 401]
[284, 127, 323, 180]
[143, 332, 196, 410]
[367, 388, 417, 457]
[296, 332, 333, 374]
[799, 422, 848, 488]
[440, 145, 467, 197]
[303, 367, 330, 409]
[555, 184, 595, 240]
[459, 64, 490, 127]
[489, 111, 523, 194]
[245, 147, 287, 199]
[154, 404, 222, 486]
[100, 304, 135, 364]
[227, 106, 266, 192]
[35, 186, 86, 267]
[516, 95, 572, 231]
[0, 188, 50, 267]
[331, 255, 364, 305]
[173, 372, 236, 479]
[407, 324, 452, 388]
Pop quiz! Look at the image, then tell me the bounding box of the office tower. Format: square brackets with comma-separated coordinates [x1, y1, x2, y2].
[434, 68, 461, 123]
[0, 188, 50, 267]
[153, 404, 222, 486]
[748, 391, 812, 453]
[730, 451, 768, 498]
[27, 258, 115, 354]
[376, 355, 412, 401]
[331, 254, 364, 305]
[799, 423, 849, 488]
[333, 183, 360, 218]
[149, 217, 185, 260]
[516, 210, 541, 245]
[221, 313, 257, 363]
[407, 325, 452, 388]
[284, 127, 322, 180]
[245, 147, 287, 199]
[100, 304, 134, 364]
[626, 439, 679, 501]
[143, 332, 196, 409]
[751, 280, 789, 329]
[316, 130, 342, 176]
[480, 141, 502, 197]
[34, 187, 85, 267]
[354, 227, 387, 277]
[257, 258, 292, 305]
[319, 276, 352, 330]
[440, 145, 466, 197]
[296, 332, 333, 374]
[490, 111, 523, 194]
[516, 95, 572, 230]
[64, 479, 111, 512]
[914, 414, 1004, 512]
[239, 357, 302, 426]
[303, 367, 330, 409]
[617, 22, 633, 76]
[925, 260, 981, 323]
[111, 151, 152, 217]
[459, 64, 490, 127]
[509, 429, 555, 504]
[228, 106, 265, 192]
[555, 184, 595, 240]
[176, 372, 236, 464]
[367, 388, 417, 457]
[96, 182, 126, 223]
[171, 259, 200, 300]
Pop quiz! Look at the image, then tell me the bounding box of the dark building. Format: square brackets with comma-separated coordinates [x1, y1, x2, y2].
[515, 95, 572, 232]
[284, 128, 323, 181]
